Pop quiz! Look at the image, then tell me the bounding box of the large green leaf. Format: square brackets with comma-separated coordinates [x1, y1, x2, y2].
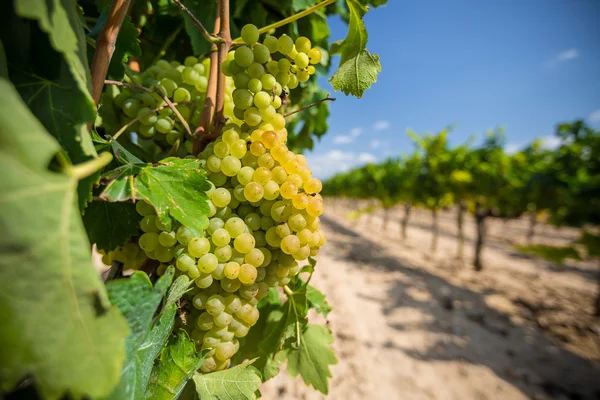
[5, 0, 100, 212]
[284, 324, 337, 394]
[83, 201, 142, 251]
[145, 330, 207, 400]
[328, 0, 381, 98]
[329, 49, 381, 98]
[306, 284, 332, 317]
[192, 361, 262, 399]
[180, 0, 217, 56]
[104, 157, 211, 233]
[0, 78, 129, 399]
[106, 268, 197, 400]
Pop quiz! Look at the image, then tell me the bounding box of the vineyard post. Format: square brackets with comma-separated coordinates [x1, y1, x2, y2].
[401, 203, 411, 240]
[474, 201, 486, 271]
[457, 200, 466, 260]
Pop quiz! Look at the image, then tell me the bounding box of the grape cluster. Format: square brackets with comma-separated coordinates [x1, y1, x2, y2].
[104, 24, 326, 373]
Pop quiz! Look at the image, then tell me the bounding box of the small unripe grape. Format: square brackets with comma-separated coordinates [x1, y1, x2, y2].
[295, 53, 310, 69]
[212, 228, 231, 247]
[212, 188, 231, 208]
[295, 36, 311, 53]
[263, 180, 280, 200]
[198, 253, 218, 273]
[253, 43, 270, 64]
[263, 35, 279, 52]
[188, 237, 210, 257]
[277, 35, 294, 54]
[244, 182, 264, 202]
[214, 141, 230, 158]
[139, 232, 159, 252]
[224, 217, 246, 238]
[244, 107, 262, 126]
[221, 155, 242, 176]
[234, 46, 254, 67]
[248, 62, 265, 79]
[234, 233, 255, 254]
[297, 70, 310, 83]
[230, 140, 247, 159]
[253, 91, 271, 109]
[261, 74, 277, 90]
[308, 47, 323, 64]
[241, 24, 259, 45]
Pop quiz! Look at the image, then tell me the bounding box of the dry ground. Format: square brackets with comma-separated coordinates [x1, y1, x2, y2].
[261, 199, 600, 400]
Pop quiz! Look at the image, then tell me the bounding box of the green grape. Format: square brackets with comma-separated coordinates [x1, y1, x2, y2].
[247, 78, 262, 93]
[263, 35, 279, 52]
[173, 87, 191, 102]
[266, 60, 279, 75]
[230, 140, 247, 159]
[207, 218, 224, 235]
[214, 245, 232, 262]
[243, 182, 264, 202]
[139, 232, 159, 252]
[234, 46, 254, 67]
[222, 129, 240, 144]
[212, 188, 231, 208]
[159, 231, 177, 247]
[280, 235, 301, 255]
[203, 333, 220, 348]
[244, 213, 261, 231]
[215, 206, 232, 220]
[197, 312, 214, 330]
[288, 213, 307, 232]
[221, 60, 233, 77]
[249, 141, 266, 156]
[306, 197, 324, 217]
[253, 91, 271, 109]
[165, 68, 183, 84]
[260, 215, 276, 231]
[198, 253, 218, 273]
[188, 237, 210, 257]
[280, 181, 298, 199]
[155, 117, 173, 133]
[224, 217, 246, 238]
[209, 172, 228, 187]
[158, 78, 177, 97]
[234, 233, 255, 254]
[232, 89, 253, 110]
[213, 141, 229, 158]
[176, 104, 191, 119]
[137, 124, 154, 138]
[238, 263, 257, 284]
[241, 24, 259, 45]
[206, 295, 225, 316]
[295, 52, 310, 69]
[233, 72, 250, 89]
[297, 70, 310, 83]
[277, 35, 294, 54]
[295, 36, 311, 53]
[258, 152, 275, 168]
[272, 82, 283, 96]
[195, 76, 208, 92]
[276, 71, 290, 86]
[261, 74, 277, 91]
[252, 167, 271, 185]
[293, 245, 311, 260]
[259, 105, 277, 122]
[247, 62, 265, 79]
[244, 248, 264, 267]
[270, 201, 293, 222]
[297, 228, 312, 244]
[136, 201, 155, 216]
[276, 223, 292, 238]
[271, 113, 286, 130]
[220, 277, 242, 293]
[223, 261, 240, 279]
[140, 215, 159, 233]
[234, 324, 250, 338]
[176, 253, 195, 272]
[184, 56, 198, 67]
[236, 166, 254, 186]
[287, 73, 299, 89]
[244, 107, 262, 126]
[253, 43, 270, 64]
[196, 272, 214, 289]
[278, 58, 291, 72]
[122, 98, 141, 117]
[307, 47, 322, 64]
[212, 228, 231, 247]
[214, 312, 233, 329]
[137, 107, 158, 126]
[221, 155, 242, 176]
[192, 292, 209, 310]
[307, 65, 316, 74]
[155, 216, 172, 232]
[239, 283, 259, 299]
[224, 295, 242, 313]
[215, 342, 236, 361]
[155, 244, 174, 262]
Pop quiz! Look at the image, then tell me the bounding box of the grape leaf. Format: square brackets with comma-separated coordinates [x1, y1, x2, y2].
[134, 157, 211, 233]
[6, 0, 99, 212]
[0, 78, 129, 400]
[181, 0, 217, 56]
[329, 50, 381, 98]
[83, 201, 142, 251]
[192, 360, 262, 399]
[145, 330, 207, 400]
[105, 268, 174, 399]
[328, 0, 381, 98]
[306, 285, 332, 317]
[162, 275, 193, 313]
[284, 324, 337, 394]
[0, 39, 7, 78]
[89, 12, 141, 81]
[97, 82, 122, 137]
[292, 0, 317, 12]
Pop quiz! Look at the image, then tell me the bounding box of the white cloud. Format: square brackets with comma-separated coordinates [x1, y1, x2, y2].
[306, 150, 378, 179]
[331, 126, 363, 144]
[546, 48, 579, 67]
[505, 143, 521, 154]
[370, 139, 381, 149]
[373, 120, 391, 131]
[588, 109, 600, 123]
[557, 48, 579, 61]
[332, 135, 354, 144]
[539, 135, 562, 150]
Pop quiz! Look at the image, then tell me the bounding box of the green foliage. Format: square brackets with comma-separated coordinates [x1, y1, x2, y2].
[83, 201, 142, 251]
[105, 268, 176, 399]
[192, 361, 262, 399]
[329, 0, 381, 97]
[0, 77, 129, 399]
[2, 0, 99, 212]
[145, 331, 207, 399]
[306, 284, 332, 317]
[517, 245, 581, 264]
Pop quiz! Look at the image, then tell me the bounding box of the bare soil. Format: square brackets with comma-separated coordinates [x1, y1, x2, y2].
[261, 199, 600, 400]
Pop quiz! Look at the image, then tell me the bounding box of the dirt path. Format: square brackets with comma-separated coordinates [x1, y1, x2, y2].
[261, 200, 600, 400]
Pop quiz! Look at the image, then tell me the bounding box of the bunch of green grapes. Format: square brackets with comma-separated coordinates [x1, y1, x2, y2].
[111, 57, 236, 159]
[108, 24, 326, 373]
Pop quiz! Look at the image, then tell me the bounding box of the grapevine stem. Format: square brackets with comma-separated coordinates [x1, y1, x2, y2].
[90, 0, 132, 105]
[172, 0, 224, 44]
[235, 0, 336, 40]
[284, 94, 336, 118]
[283, 285, 294, 296]
[69, 152, 114, 180]
[104, 80, 152, 93]
[111, 101, 193, 142]
[193, 2, 221, 154]
[213, 0, 232, 132]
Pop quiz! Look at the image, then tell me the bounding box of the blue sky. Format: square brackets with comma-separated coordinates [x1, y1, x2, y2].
[306, 0, 600, 179]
